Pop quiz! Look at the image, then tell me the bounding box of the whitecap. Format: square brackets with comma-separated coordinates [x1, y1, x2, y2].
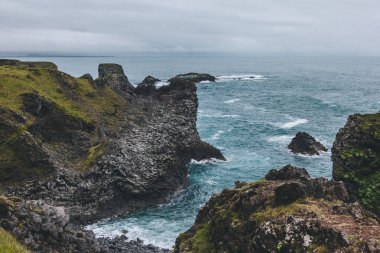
[224, 98, 241, 104]
[267, 135, 293, 144]
[211, 130, 224, 140]
[279, 118, 308, 129]
[216, 74, 266, 82]
[155, 81, 169, 87]
[190, 158, 227, 164]
[200, 114, 240, 118]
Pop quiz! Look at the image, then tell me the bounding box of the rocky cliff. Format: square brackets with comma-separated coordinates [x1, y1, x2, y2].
[175, 165, 380, 253]
[0, 60, 224, 224]
[332, 112, 380, 215]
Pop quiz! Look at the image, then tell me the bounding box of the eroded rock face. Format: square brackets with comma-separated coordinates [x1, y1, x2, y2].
[168, 73, 216, 84]
[288, 132, 327, 155]
[2, 61, 224, 223]
[0, 196, 170, 253]
[332, 112, 380, 215]
[175, 165, 379, 253]
[95, 63, 135, 94]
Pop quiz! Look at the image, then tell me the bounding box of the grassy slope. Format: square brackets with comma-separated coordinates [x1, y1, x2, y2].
[0, 228, 30, 253]
[0, 64, 127, 181]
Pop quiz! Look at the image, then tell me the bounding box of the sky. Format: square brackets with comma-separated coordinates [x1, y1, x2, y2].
[0, 0, 379, 55]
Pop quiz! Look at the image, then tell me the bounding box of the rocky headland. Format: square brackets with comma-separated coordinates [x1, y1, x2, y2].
[0, 59, 224, 252]
[175, 112, 380, 253]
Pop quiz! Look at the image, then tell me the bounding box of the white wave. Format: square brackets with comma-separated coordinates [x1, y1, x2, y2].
[267, 135, 293, 144]
[211, 130, 224, 140]
[155, 81, 169, 87]
[224, 98, 241, 104]
[199, 80, 211, 84]
[216, 74, 266, 82]
[279, 118, 308, 129]
[190, 158, 228, 164]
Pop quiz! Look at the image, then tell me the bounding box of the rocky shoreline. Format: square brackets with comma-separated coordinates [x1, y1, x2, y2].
[0, 59, 379, 252]
[175, 111, 380, 252]
[0, 60, 224, 252]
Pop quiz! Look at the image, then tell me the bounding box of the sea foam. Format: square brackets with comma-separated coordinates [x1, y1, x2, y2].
[216, 74, 266, 82]
[279, 118, 308, 129]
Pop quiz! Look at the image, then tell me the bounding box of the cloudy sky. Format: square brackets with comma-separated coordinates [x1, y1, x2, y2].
[1, 0, 379, 55]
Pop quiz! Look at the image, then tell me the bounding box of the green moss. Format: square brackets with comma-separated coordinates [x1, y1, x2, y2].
[80, 143, 106, 170]
[356, 172, 380, 213]
[191, 224, 216, 253]
[0, 228, 30, 253]
[0, 65, 125, 125]
[251, 199, 323, 224]
[340, 149, 368, 160]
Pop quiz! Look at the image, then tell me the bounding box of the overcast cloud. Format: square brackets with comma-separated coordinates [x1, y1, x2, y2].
[0, 0, 379, 55]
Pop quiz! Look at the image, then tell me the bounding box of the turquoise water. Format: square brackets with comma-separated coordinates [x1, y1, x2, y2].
[9, 55, 380, 248]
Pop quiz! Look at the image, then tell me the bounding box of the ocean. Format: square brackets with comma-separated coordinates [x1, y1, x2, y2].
[8, 54, 380, 248]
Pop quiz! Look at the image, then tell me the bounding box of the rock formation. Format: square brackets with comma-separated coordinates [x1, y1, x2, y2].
[332, 112, 380, 215]
[168, 73, 216, 84]
[175, 165, 380, 253]
[0, 195, 169, 253]
[0, 59, 224, 251]
[135, 75, 160, 96]
[288, 132, 327, 155]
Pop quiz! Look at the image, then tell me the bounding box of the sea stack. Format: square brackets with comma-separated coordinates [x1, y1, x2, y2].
[288, 132, 327, 155]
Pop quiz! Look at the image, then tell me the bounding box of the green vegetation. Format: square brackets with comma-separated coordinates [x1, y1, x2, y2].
[181, 224, 216, 253]
[251, 198, 324, 223]
[0, 65, 125, 124]
[0, 63, 127, 181]
[0, 228, 30, 253]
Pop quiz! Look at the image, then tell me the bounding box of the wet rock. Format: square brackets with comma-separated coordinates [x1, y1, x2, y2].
[140, 75, 160, 85]
[288, 132, 327, 155]
[168, 72, 216, 84]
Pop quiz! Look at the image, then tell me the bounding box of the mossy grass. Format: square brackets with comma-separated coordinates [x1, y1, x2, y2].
[188, 224, 216, 253]
[0, 228, 30, 253]
[0, 65, 126, 125]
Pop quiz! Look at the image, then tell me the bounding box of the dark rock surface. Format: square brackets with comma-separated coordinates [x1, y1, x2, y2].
[168, 73, 216, 84]
[0, 195, 169, 253]
[175, 165, 379, 253]
[140, 75, 160, 85]
[95, 63, 135, 94]
[332, 112, 380, 215]
[288, 132, 327, 155]
[1, 61, 225, 224]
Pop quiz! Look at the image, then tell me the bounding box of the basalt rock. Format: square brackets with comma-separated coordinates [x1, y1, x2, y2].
[332, 112, 380, 215]
[0, 195, 169, 253]
[174, 165, 379, 253]
[168, 73, 216, 84]
[0, 60, 224, 225]
[288, 132, 327, 155]
[95, 63, 135, 94]
[140, 75, 160, 85]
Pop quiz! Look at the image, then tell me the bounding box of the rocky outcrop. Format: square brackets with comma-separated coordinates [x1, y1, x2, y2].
[332, 112, 380, 215]
[175, 165, 380, 253]
[288, 132, 327, 155]
[168, 73, 216, 84]
[0, 195, 169, 253]
[95, 63, 135, 94]
[140, 75, 160, 85]
[0, 60, 224, 224]
[135, 75, 160, 96]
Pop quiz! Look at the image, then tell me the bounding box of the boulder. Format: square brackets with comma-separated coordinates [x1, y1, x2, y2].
[288, 132, 327, 155]
[168, 73, 216, 84]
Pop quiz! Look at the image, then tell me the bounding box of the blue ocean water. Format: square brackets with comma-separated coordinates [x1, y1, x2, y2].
[9, 54, 380, 248]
